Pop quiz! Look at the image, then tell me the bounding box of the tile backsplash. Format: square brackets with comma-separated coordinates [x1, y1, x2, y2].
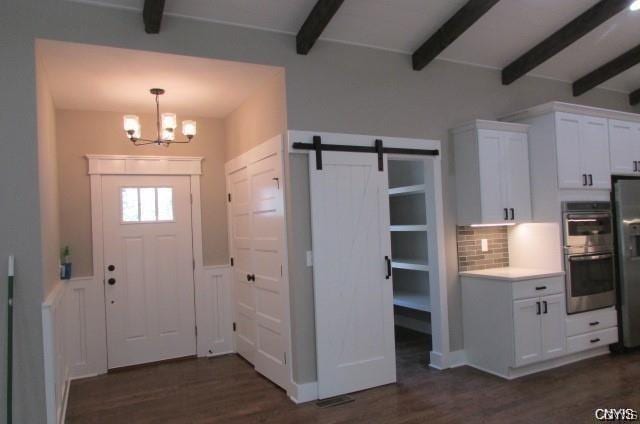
[456, 226, 509, 272]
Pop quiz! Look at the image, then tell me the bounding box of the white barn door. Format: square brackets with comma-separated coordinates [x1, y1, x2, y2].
[309, 151, 396, 399]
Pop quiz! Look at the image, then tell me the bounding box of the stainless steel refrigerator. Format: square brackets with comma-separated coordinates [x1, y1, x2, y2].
[614, 179, 640, 348]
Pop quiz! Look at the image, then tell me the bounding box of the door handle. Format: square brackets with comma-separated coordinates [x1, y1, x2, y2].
[504, 208, 509, 220]
[543, 300, 548, 314]
[582, 174, 587, 186]
[107, 278, 116, 286]
[536, 301, 541, 315]
[510, 208, 515, 221]
[588, 174, 593, 186]
[385, 256, 391, 280]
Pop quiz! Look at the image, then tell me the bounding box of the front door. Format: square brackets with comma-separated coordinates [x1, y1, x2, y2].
[102, 175, 196, 369]
[309, 151, 396, 399]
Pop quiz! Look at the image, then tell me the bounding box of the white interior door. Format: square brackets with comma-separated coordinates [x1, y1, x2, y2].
[102, 175, 196, 369]
[310, 151, 396, 399]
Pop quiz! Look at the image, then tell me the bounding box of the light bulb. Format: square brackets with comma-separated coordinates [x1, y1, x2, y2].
[161, 113, 177, 130]
[123, 115, 140, 136]
[162, 128, 175, 141]
[182, 120, 197, 138]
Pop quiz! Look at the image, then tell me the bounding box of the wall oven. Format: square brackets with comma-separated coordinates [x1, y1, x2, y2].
[562, 202, 616, 314]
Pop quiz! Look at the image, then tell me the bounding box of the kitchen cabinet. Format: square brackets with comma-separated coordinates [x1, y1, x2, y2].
[609, 120, 640, 175]
[453, 121, 532, 225]
[556, 113, 610, 189]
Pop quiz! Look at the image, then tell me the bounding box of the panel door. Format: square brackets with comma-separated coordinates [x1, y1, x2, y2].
[541, 294, 567, 360]
[227, 166, 256, 364]
[102, 175, 196, 369]
[503, 132, 532, 223]
[580, 116, 611, 189]
[478, 129, 507, 223]
[249, 151, 290, 391]
[609, 120, 640, 175]
[555, 113, 583, 189]
[310, 151, 396, 399]
[513, 298, 542, 367]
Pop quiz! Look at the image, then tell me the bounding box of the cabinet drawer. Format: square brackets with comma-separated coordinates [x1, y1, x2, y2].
[512, 276, 564, 300]
[567, 327, 618, 354]
[566, 308, 617, 337]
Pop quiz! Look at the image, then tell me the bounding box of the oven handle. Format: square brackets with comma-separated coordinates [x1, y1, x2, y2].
[565, 213, 610, 221]
[569, 253, 613, 262]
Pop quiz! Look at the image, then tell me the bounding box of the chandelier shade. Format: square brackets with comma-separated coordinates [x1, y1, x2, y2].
[123, 88, 196, 146]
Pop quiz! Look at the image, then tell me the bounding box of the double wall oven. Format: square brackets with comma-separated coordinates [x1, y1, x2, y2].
[562, 202, 616, 314]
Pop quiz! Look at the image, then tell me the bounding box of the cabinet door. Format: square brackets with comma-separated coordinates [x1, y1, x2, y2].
[503, 132, 532, 223]
[513, 298, 542, 367]
[609, 120, 640, 175]
[580, 116, 610, 189]
[478, 130, 507, 223]
[555, 113, 583, 189]
[541, 294, 566, 360]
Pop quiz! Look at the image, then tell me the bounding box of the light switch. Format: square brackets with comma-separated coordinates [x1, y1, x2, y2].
[481, 239, 489, 252]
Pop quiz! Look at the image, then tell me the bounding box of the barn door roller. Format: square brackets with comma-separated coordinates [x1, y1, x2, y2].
[293, 135, 439, 171]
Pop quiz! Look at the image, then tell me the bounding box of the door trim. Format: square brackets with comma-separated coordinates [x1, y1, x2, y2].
[87, 155, 206, 373]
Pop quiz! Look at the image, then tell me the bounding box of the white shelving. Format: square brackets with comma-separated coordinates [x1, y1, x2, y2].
[391, 258, 429, 272]
[389, 184, 425, 197]
[393, 291, 431, 312]
[389, 225, 428, 232]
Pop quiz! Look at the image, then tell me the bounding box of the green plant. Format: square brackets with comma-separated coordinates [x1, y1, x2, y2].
[60, 246, 71, 263]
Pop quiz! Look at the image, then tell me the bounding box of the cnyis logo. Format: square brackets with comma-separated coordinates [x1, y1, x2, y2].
[595, 408, 639, 421]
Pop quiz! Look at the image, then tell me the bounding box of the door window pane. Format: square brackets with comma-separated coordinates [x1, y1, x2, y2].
[157, 188, 174, 221]
[122, 188, 139, 222]
[139, 188, 157, 222]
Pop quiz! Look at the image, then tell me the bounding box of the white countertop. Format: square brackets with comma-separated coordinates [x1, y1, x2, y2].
[459, 267, 564, 281]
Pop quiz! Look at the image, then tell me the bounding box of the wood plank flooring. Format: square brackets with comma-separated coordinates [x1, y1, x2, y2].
[67, 328, 640, 423]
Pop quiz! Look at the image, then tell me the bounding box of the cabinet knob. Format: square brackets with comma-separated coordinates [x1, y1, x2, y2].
[107, 278, 116, 286]
[108, 265, 115, 272]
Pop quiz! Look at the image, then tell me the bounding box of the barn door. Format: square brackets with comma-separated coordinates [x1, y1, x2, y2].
[309, 151, 396, 399]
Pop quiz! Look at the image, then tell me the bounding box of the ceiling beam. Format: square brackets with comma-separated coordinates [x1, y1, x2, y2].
[573, 44, 640, 96]
[296, 0, 344, 55]
[412, 0, 501, 71]
[502, 0, 633, 85]
[631, 88, 640, 106]
[143, 0, 166, 34]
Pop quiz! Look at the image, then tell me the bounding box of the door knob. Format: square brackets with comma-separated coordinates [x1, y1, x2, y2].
[108, 278, 116, 285]
[108, 265, 115, 272]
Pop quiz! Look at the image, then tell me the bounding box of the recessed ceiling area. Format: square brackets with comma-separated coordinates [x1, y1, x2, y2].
[37, 39, 283, 117]
[70, 0, 640, 94]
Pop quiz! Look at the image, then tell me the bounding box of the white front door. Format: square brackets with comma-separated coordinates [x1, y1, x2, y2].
[102, 175, 196, 369]
[310, 151, 396, 399]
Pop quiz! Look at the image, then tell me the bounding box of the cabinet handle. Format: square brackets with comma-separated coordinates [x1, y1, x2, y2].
[589, 321, 600, 326]
[504, 208, 508, 220]
[582, 174, 587, 186]
[535, 286, 547, 291]
[590, 338, 601, 344]
[588, 174, 593, 186]
[536, 301, 541, 315]
[634, 161, 638, 172]
[543, 300, 548, 314]
[510, 208, 515, 221]
[385, 256, 391, 280]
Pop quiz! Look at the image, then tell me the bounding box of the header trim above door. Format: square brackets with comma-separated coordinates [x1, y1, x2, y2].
[86, 155, 203, 176]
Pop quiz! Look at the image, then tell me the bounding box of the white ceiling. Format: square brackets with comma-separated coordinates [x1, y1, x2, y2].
[37, 40, 282, 117]
[72, 0, 640, 93]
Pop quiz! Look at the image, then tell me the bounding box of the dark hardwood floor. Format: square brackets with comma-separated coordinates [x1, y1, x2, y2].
[67, 328, 640, 423]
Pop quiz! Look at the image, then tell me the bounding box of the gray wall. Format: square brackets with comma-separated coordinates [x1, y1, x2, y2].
[2, 1, 639, 420]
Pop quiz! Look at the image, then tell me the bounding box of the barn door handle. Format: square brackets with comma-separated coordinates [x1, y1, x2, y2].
[385, 256, 391, 280]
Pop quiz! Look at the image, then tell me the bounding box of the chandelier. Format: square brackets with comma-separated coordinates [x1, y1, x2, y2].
[123, 88, 197, 146]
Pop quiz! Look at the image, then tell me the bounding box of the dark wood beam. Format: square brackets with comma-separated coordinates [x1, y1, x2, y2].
[573, 44, 640, 96]
[412, 0, 501, 71]
[296, 0, 344, 55]
[502, 0, 633, 85]
[143, 0, 166, 34]
[631, 88, 640, 106]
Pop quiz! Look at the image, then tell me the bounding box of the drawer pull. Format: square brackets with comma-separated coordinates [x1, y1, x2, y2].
[535, 286, 547, 291]
[589, 321, 600, 326]
[590, 338, 601, 344]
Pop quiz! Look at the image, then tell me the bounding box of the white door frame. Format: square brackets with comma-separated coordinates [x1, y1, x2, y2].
[87, 155, 208, 373]
[287, 131, 452, 370]
[224, 135, 295, 395]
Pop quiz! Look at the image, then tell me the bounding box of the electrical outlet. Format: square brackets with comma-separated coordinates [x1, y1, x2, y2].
[481, 239, 489, 252]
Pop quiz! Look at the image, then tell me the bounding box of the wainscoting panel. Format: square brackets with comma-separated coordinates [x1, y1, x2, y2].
[196, 265, 234, 357]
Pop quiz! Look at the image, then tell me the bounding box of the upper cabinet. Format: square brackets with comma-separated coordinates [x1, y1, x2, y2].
[609, 120, 640, 176]
[453, 121, 532, 226]
[555, 113, 610, 190]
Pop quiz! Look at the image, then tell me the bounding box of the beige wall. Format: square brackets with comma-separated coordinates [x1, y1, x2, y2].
[56, 110, 229, 276]
[224, 72, 287, 160]
[37, 55, 61, 297]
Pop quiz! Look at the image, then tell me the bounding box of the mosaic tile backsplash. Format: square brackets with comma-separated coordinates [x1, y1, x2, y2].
[456, 226, 509, 272]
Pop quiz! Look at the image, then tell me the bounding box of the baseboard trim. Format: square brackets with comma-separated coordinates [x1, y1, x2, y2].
[448, 350, 468, 368]
[59, 378, 70, 424]
[289, 381, 318, 404]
